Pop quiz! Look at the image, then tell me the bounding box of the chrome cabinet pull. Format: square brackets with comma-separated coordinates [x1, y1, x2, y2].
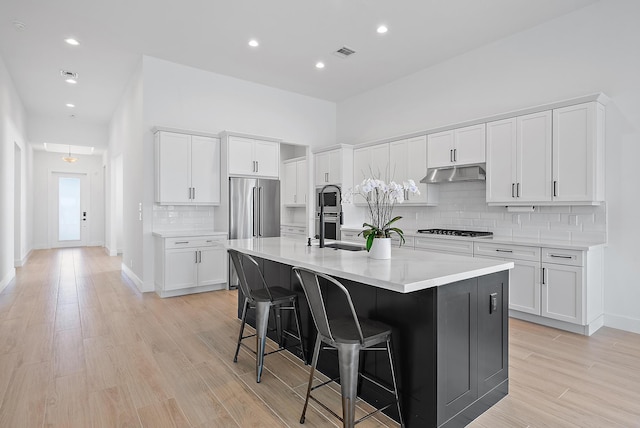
[192, 187, 196, 200]
[542, 267, 546, 285]
[512, 183, 515, 198]
[553, 180, 558, 197]
[175, 241, 189, 244]
[256, 161, 259, 172]
[549, 254, 572, 259]
[454, 148, 457, 162]
[450, 149, 453, 163]
[517, 182, 520, 198]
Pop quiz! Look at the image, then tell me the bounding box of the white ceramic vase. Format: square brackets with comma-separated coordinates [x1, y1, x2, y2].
[368, 237, 392, 260]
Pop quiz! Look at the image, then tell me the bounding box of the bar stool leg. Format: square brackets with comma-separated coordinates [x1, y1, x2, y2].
[234, 298, 249, 363]
[293, 299, 307, 364]
[300, 335, 322, 424]
[255, 301, 271, 383]
[337, 344, 360, 428]
[387, 338, 404, 428]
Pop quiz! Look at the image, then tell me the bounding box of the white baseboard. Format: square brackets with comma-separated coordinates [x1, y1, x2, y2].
[14, 249, 33, 267]
[121, 263, 146, 292]
[604, 313, 640, 335]
[0, 268, 16, 294]
[104, 245, 118, 256]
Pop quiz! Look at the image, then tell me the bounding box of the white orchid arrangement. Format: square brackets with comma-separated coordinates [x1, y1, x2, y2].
[344, 178, 420, 251]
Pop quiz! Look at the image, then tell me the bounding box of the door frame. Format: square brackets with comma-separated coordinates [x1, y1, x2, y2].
[49, 171, 90, 248]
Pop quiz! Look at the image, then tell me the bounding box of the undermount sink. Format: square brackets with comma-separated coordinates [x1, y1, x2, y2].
[324, 242, 366, 251]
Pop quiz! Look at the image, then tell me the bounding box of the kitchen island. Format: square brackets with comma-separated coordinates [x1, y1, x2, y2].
[226, 237, 513, 428]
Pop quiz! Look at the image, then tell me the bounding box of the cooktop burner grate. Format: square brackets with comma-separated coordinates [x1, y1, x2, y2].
[417, 228, 493, 238]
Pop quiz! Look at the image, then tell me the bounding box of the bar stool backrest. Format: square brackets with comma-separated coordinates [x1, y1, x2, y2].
[228, 249, 273, 302]
[293, 267, 365, 345]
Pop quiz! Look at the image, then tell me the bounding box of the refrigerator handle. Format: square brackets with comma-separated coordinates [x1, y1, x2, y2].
[252, 187, 258, 237]
[258, 187, 263, 236]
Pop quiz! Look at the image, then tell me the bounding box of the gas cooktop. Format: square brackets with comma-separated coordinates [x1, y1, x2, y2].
[417, 228, 493, 238]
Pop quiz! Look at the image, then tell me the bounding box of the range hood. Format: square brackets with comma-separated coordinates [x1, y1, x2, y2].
[420, 163, 486, 184]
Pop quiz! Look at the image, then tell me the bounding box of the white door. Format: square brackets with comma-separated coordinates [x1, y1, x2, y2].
[51, 172, 89, 248]
[295, 159, 308, 205]
[509, 260, 541, 315]
[157, 131, 191, 204]
[542, 263, 583, 324]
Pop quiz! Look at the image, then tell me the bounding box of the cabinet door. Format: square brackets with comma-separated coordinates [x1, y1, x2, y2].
[328, 149, 342, 184]
[486, 118, 517, 203]
[455, 124, 486, 165]
[191, 136, 220, 204]
[197, 246, 227, 286]
[157, 132, 191, 203]
[371, 143, 390, 179]
[427, 130, 454, 168]
[165, 248, 197, 291]
[353, 147, 370, 184]
[389, 139, 408, 184]
[518, 111, 552, 202]
[254, 140, 279, 178]
[509, 260, 541, 315]
[296, 159, 308, 205]
[552, 103, 596, 202]
[315, 152, 329, 185]
[228, 136, 255, 176]
[282, 161, 297, 205]
[542, 263, 583, 324]
[437, 278, 478, 426]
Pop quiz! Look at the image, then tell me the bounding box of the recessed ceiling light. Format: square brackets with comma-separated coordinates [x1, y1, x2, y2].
[315, 62, 325, 69]
[66, 103, 75, 108]
[377, 25, 388, 34]
[65, 38, 80, 46]
[65, 78, 77, 84]
[248, 39, 259, 47]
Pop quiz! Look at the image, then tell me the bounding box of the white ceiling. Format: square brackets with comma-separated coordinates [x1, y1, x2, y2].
[0, 0, 597, 145]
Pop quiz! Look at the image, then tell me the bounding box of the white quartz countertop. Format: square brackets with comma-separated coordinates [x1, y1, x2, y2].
[152, 230, 227, 238]
[340, 227, 606, 251]
[225, 237, 513, 294]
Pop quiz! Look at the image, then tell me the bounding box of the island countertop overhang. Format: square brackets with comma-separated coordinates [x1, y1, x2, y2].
[225, 237, 513, 293]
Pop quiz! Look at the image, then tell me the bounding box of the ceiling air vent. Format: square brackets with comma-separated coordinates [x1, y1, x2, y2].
[60, 70, 78, 79]
[333, 46, 356, 59]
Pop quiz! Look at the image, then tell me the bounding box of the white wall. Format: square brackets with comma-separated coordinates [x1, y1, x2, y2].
[31, 151, 104, 249]
[106, 62, 145, 290]
[143, 56, 336, 148]
[0, 53, 29, 292]
[29, 114, 108, 149]
[337, 0, 640, 332]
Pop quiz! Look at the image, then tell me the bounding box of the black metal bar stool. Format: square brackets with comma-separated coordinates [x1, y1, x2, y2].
[229, 249, 306, 383]
[293, 266, 404, 428]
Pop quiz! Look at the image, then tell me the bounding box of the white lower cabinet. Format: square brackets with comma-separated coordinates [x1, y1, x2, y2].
[415, 237, 474, 256]
[474, 241, 603, 335]
[280, 225, 306, 238]
[155, 234, 227, 297]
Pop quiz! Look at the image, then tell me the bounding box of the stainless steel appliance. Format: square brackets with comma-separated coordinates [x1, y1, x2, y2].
[315, 212, 341, 241]
[417, 228, 493, 238]
[315, 185, 342, 243]
[229, 177, 280, 287]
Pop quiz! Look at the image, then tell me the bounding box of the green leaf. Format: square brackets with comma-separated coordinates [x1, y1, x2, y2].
[389, 227, 405, 246]
[382, 216, 403, 229]
[365, 233, 375, 252]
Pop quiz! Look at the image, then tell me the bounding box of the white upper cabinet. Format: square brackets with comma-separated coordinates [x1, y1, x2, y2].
[486, 101, 605, 205]
[155, 131, 220, 205]
[228, 136, 279, 178]
[282, 158, 307, 206]
[427, 124, 486, 168]
[353, 143, 389, 183]
[315, 149, 342, 185]
[486, 111, 552, 203]
[389, 136, 438, 205]
[552, 102, 605, 203]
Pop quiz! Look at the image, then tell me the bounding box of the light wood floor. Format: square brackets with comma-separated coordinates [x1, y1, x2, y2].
[0, 248, 639, 427]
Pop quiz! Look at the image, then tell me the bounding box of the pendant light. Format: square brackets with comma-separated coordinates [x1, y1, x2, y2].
[62, 145, 78, 163]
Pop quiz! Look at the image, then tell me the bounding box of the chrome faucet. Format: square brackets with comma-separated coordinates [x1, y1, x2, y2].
[318, 184, 343, 248]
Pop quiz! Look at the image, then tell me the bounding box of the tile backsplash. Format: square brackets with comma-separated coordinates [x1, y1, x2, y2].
[153, 204, 215, 231]
[357, 181, 607, 243]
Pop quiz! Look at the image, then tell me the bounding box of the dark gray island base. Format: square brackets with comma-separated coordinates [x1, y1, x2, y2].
[237, 257, 509, 428]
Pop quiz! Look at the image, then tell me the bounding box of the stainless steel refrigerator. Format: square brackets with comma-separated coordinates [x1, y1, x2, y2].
[228, 177, 280, 287]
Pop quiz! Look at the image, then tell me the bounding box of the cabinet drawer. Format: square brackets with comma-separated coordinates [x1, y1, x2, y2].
[542, 248, 583, 266]
[281, 226, 306, 236]
[165, 236, 225, 249]
[474, 242, 540, 262]
[414, 237, 473, 255]
[341, 230, 364, 243]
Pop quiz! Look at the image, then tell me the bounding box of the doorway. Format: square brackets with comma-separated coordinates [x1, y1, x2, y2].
[50, 172, 89, 248]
